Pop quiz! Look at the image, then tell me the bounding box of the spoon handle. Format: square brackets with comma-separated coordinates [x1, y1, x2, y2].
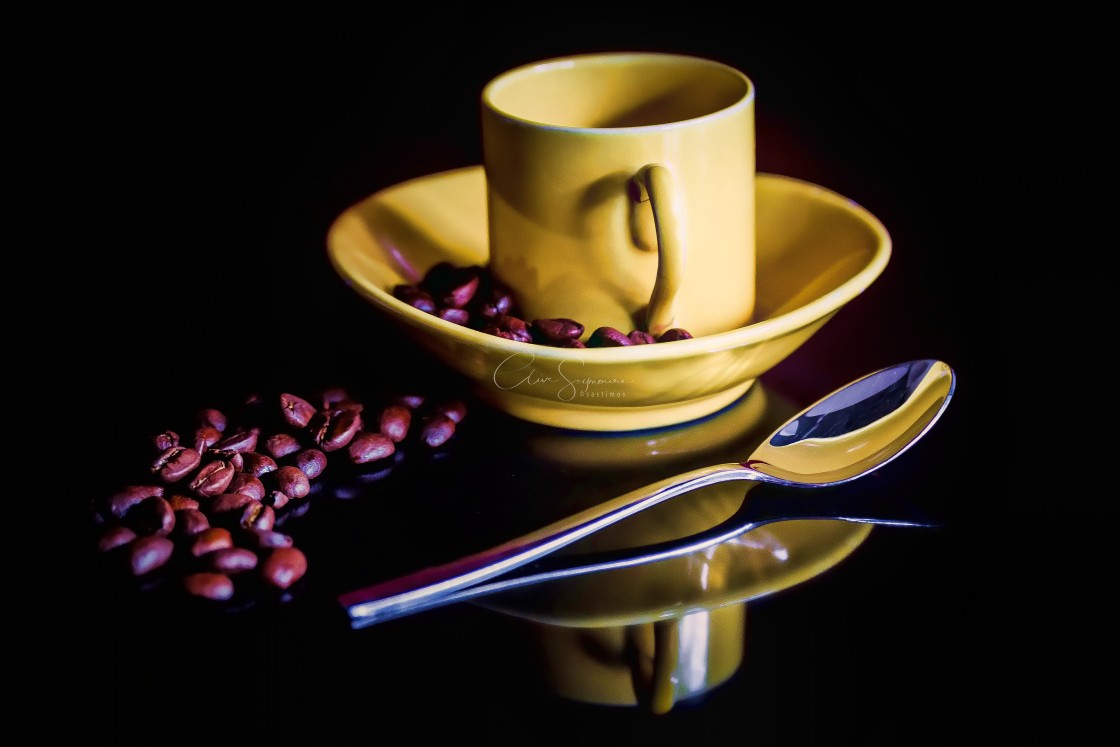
[337, 462, 759, 626]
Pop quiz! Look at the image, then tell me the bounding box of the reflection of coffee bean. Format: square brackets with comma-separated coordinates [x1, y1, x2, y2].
[183, 572, 234, 600]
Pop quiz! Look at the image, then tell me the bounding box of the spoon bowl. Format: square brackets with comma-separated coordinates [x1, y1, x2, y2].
[339, 359, 955, 628]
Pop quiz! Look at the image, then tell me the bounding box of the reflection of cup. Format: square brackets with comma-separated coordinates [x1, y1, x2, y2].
[530, 603, 746, 714]
[481, 52, 756, 338]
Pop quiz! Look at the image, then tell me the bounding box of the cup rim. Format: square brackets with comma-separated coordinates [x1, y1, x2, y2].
[481, 51, 755, 132]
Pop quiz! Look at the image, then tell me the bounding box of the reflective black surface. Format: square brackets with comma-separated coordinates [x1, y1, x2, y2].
[54, 12, 1103, 747]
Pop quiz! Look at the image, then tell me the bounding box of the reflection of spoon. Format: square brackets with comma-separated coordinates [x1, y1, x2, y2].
[340, 359, 955, 629]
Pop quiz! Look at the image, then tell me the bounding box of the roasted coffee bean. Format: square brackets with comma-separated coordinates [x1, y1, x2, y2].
[264, 490, 290, 510]
[587, 326, 633, 347]
[191, 528, 233, 557]
[153, 430, 179, 451]
[210, 547, 258, 573]
[628, 330, 657, 344]
[211, 428, 259, 456]
[210, 492, 258, 514]
[491, 314, 533, 343]
[531, 317, 584, 343]
[265, 432, 302, 459]
[279, 393, 317, 429]
[228, 452, 244, 471]
[192, 426, 223, 454]
[183, 572, 234, 601]
[228, 473, 266, 501]
[151, 446, 201, 483]
[175, 508, 210, 536]
[392, 284, 436, 314]
[131, 496, 176, 536]
[312, 408, 362, 452]
[240, 502, 275, 532]
[196, 408, 227, 432]
[560, 338, 587, 348]
[129, 536, 174, 576]
[657, 328, 694, 342]
[392, 394, 426, 410]
[244, 528, 294, 550]
[438, 271, 480, 309]
[189, 460, 235, 497]
[433, 399, 467, 424]
[167, 494, 200, 511]
[292, 449, 327, 479]
[378, 405, 411, 443]
[420, 414, 456, 448]
[107, 485, 164, 519]
[241, 451, 278, 477]
[438, 308, 470, 325]
[261, 547, 307, 590]
[348, 432, 395, 464]
[98, 526, 137, 552]
[319, 387, 351, 408]
[274, 466, 310, 500]
[471, 282, 514, 320]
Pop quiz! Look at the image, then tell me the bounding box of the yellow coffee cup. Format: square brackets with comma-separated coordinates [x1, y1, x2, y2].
[481, 52, 756, 339]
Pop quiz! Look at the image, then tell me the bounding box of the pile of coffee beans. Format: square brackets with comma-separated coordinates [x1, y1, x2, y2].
[392, 261, 695, 347]
[90, 388, 466, 606]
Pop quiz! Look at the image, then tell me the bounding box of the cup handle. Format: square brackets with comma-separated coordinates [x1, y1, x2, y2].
[629, 164, 685, 337]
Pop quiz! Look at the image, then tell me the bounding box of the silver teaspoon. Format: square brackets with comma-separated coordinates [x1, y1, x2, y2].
[339, 359, 956, 629]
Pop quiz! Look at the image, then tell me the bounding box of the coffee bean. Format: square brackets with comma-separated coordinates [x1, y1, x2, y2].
[292, 449, 327, 479]
[433, 400, 467, 424]
[264, 490, 290, 510]
[657, 328, 694, 342]
[391, 394, 426, 410]
[228, 473, 266, 501]
[628, 330, 657, 344]
[439, 272, 480, 309]
[378, 405, 411, 443]
[151, 446, 201, 483]
[587, 326, 632, 347]
[420, 415, 456, 448]
[278, 393, 316, 429]
[210, 493, 258, 514]
[393, 284, 436, 314]
[209, 547, 258, 573]
[129, 536, 175, 576]
[106, 485, 164, 519]
[532, 318, 584, 343]
[241, 452, 278, 477]
[244, 528, 294, 550]
[167, 494, 200, 511]
[183, 572, 234, 600]
[438, 308, 470, 326]
[240, 503, 275, 532]
[188, 460, 235, 497]
[196, 408, 227, 433]
[153, 431, 179, 451]
[274, 466, 310, 500]
[265, 433, 302, 459]
[193, 426, 223, 454]
[261, 547, 307, 590]
[175, 508, 210, 536]
[348, 432, 395, 464]
[191, 528, 233, 557]
[312, 409, 362, 452]
[98, 526, 137, 553]
[132, 496, 175, 536]
[211, 429, 259, 456]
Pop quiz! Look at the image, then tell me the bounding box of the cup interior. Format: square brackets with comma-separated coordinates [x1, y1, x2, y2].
[483, 53, 752, 128]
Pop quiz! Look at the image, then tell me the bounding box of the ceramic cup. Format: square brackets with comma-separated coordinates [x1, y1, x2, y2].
[481, 52, 756, 339]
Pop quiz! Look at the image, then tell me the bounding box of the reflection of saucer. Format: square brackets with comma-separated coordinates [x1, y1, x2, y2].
[326, 167, 890, 431]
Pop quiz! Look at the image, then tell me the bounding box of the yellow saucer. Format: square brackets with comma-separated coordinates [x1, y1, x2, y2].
[327, 167, 890, 431]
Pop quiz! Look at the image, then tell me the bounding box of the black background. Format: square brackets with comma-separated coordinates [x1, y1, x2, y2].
[46, 9, 1107, 747]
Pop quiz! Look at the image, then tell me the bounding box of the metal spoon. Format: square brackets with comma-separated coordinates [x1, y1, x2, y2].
[339, 359, 955, 629]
